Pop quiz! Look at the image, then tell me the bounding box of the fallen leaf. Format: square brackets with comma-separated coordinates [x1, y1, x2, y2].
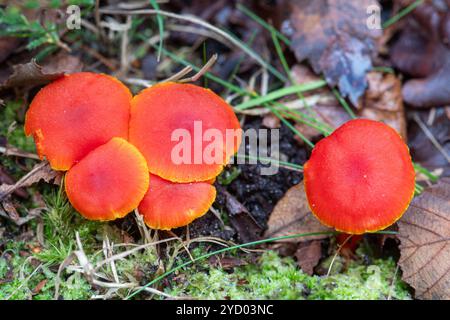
[42, 52, 83, 75]
[398, 178, 450, 299]
[295, 240, 322, 275]
[218, 186, 264, 242]
[358, 71, 407, 140]
[0, 162, 60, 202]
[264, 182, 332, 242]
[0, 59, 64, 91]
[287, 0, 382, 105]
[390, 2, 450, 107]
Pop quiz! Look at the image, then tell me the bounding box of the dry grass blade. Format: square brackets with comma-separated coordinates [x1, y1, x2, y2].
[179, 53, 218, 83]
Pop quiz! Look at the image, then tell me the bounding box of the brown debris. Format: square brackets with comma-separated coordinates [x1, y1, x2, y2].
[398, 178, 450, 299]
[287, 0, 381, 105]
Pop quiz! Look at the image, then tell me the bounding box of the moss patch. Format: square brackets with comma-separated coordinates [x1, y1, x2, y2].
[167, 250, 411, 300]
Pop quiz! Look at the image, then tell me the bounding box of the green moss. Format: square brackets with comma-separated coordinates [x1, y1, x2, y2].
[167, 250, 411, 300]
[0, 100, 35, 152]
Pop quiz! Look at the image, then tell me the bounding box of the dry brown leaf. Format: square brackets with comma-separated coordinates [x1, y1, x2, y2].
[398, 178, 450, 299]
[295, 240, 322, 275]
[359, 71, 407, 140]
[0, 162, 59, 202]
[0, 60, 64, 91]
[264, 182, 332, 242]
[287, 0, 381, 105]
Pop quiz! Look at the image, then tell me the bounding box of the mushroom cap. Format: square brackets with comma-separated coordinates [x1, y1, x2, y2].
[138, 173, 216, 230]
[25, 72, 131, 170]
[65, 137, 149, 221]
[129, 82, 241, 182]
[304, 119, 415, 234]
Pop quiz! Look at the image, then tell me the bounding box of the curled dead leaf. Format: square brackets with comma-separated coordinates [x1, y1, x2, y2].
[0, 60, 64, 91]
[398, 178, 450, 299]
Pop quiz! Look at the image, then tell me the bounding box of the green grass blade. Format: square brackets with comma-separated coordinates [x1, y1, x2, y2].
[149, 0, 164, 61]
[332, 88, 356, 119]
[236, 154, 304, 172]
[382, 0, 423, 29]
[235, 81, 327, 110]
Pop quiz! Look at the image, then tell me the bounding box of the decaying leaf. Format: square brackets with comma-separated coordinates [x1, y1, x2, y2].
[358, 71, 407, 140]
[295, 240, 322, 275]
[264, 182, 332, 242]
[398, 178, 450, 299]
[0, 60, 64, 91]
[218, 186, 264, 242]
[287, 0, 382, 105]
[390, 2, 450, 108]
[0, 162, 60, 202]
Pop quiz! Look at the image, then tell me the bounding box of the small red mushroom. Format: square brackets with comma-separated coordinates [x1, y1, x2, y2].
[304, 119, 415, 234]
[25, 72, 131, 170]
[138, 173, 216, 230]
[65, 138, 149, 221]
[129, 82, 242, 183]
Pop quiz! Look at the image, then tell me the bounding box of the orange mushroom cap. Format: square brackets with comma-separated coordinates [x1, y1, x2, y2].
[65, 138, 149, 221]
[138, 173, 216, 230]
[304, 119, 415, 234]
[25, 72, 131, 171]
[129, 82, 242, 183]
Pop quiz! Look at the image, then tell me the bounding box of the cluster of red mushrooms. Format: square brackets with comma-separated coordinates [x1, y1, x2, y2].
[25, 72, 416, 235]
[25, 72, 241, 230]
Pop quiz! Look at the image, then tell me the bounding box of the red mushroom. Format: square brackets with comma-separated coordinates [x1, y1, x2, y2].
[65, 138, 149, 221]
[304, 119, 415, 234]
[138, 173, 216, 230]
[129, 82, 241, 183]
[25, 72, 131, 170]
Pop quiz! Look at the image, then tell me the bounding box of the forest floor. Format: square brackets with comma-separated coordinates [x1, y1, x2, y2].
[0, 0, 449, 300]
